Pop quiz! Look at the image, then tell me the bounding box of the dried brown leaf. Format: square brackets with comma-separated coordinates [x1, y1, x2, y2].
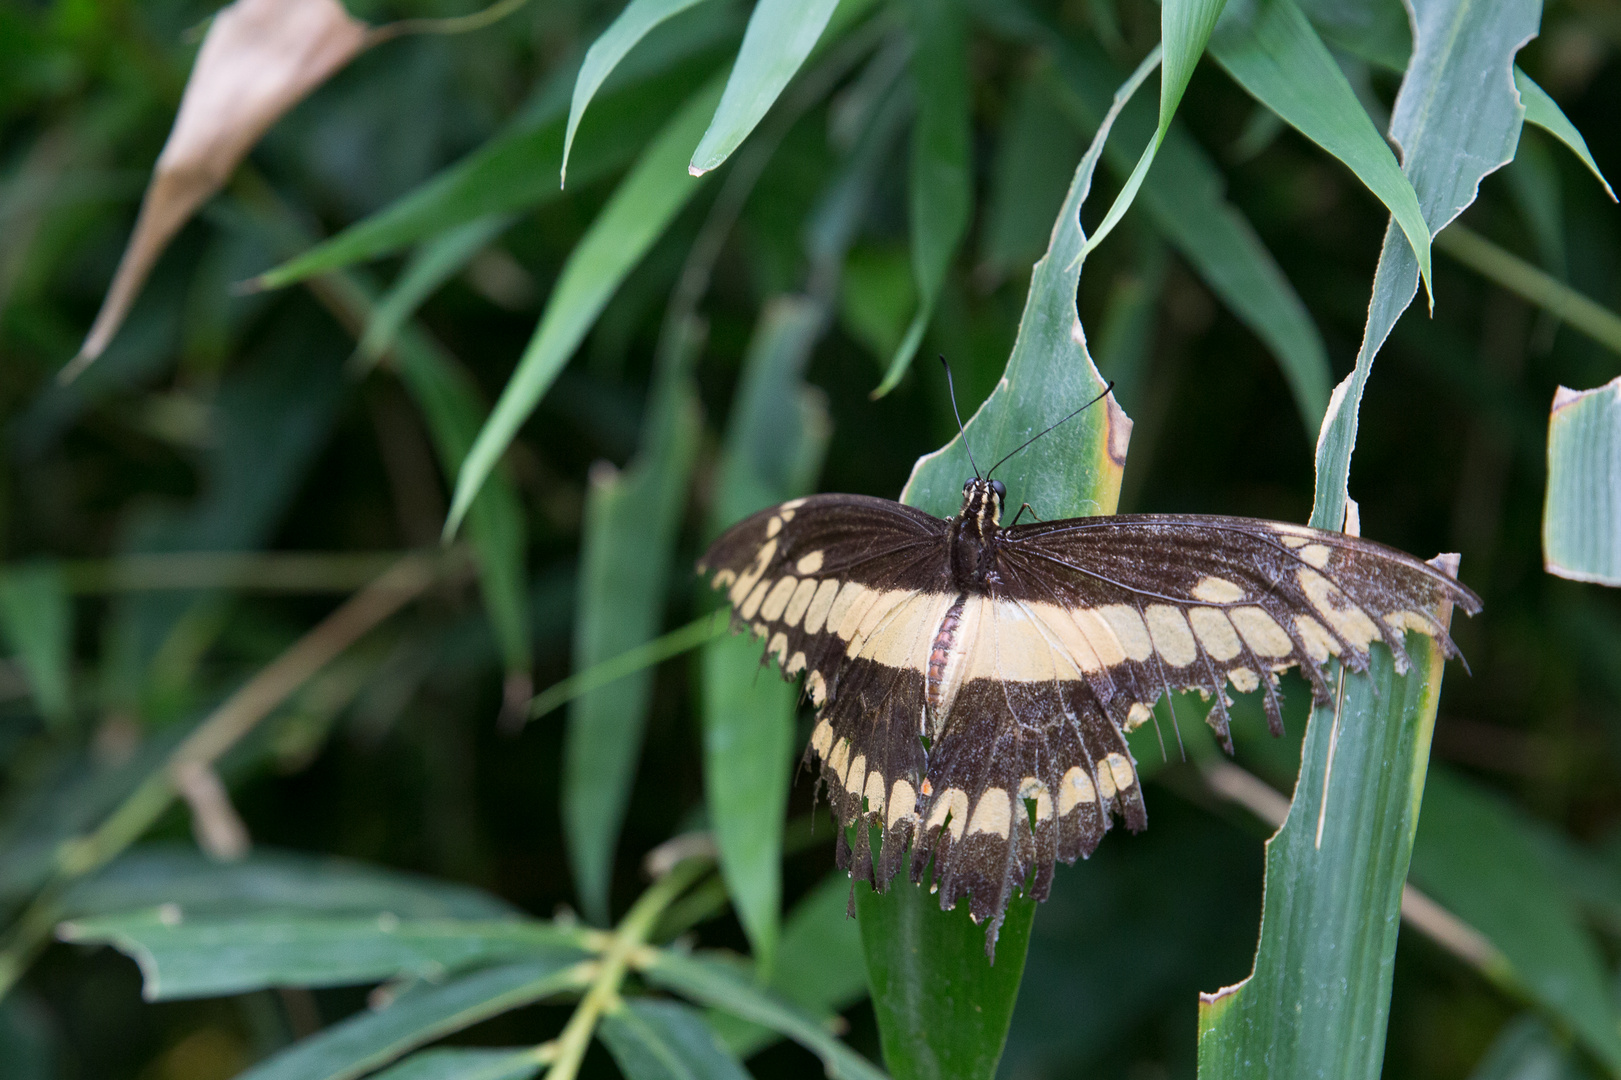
[66, 0, 371, 378]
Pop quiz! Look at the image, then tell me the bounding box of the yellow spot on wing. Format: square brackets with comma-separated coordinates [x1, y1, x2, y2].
[1145, 605, 1197, 667]
[807, 670, 828, 705]
[786, 651, 807, 675]
[1385, 609, 1434, 634]
[783, 578, 818, 626]
[830, 583, 879, 642]
[780, 498, 808, 511]
[811, 719, 834, 756]
[1298, 568, 1380, 649]
[766, 516, 783, 538]
[1230, 607, 1294, 657]
[1019, 776, 1053, 821]
[1105, 753, 1136, 792]
[926, 787, 970, 839]
[1125, 702, 1153, 731]
[1099, 605, 1154, 661]
[760, 576, 797, 621]
[740, 580, 771, 620]
[1192, 576, 1246, 603]
[968, 789, 1012, 838]
[1293, 613, 1337, 663]
[1189, 607, 1242, 661]
[1299, 543, 1332, 569]
[1058, 767, 1097, 814]
[828, 739, 851, 783]
[711, 569, 736, 590]
[795, 550, 824, 575]
[802, 579, 840, 634]
[888, 779, 917, 826]
[845, 754, 867, 796]
[863, 770, 887, 813]
[1228, 667, 1259, 692]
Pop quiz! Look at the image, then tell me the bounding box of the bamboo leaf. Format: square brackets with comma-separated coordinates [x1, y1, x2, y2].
[641, 950, 888, 1080]
[854, 48, 1155, 1080]
[872, 0, 970, 397]
[1196, 617, 1458, 1074]
[1411, 770, 1621, 1074]
[445, 75, 722, 539]
[1296, 0, 1411, 71]
[0, 563, 74, 730]
[1034, 31, 1332, 427]
[564, 0, 716, 185]
[1208, 0, 1432, 297]
[565, 325, 705, 924]
[238, 961, 590, 1080]
[703, 296, 832, 974]
[56, 912, 588, 1000]
[365, 1048, 548, 1080]
[1543, 377, 1621, 586]
[356, 214, 515, 365]
[599, 998, 753, 1080]
[252, 58, 718, 290]
[687, 0, 843, 175]
[1309, 0, 1537, 531]
[1514, 67, 1616, 200]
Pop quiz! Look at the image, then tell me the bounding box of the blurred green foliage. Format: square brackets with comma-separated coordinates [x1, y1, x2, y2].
[1, 0, 1620, 1077]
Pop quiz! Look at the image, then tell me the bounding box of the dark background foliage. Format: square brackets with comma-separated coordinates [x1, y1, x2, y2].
[1, 0, 1619, 1076]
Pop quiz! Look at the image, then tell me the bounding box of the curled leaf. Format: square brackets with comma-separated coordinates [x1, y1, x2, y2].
[67, 0, 371, 378]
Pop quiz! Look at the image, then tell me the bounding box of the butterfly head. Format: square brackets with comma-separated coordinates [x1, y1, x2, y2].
[961, 477, 1006, 533]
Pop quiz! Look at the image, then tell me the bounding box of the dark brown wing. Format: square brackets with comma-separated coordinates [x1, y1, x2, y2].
[992, 513, 1482, 747]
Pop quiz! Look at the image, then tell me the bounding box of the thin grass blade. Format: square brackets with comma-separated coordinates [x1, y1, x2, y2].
[0, 563, 74, 731]
[356, 214, 515, 365]
[599, 998, 753, 1080]
[1514, 67, 1615, 200]
[364, 1048, 549, 1080]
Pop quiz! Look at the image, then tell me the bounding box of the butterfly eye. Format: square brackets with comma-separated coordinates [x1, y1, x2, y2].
[990, 480, 1006, 500]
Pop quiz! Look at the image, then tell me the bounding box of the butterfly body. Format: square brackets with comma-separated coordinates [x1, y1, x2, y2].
[698, 480, 1480, 948]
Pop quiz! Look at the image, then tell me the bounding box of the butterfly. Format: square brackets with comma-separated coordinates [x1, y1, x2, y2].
[698, 438, 1480, 949]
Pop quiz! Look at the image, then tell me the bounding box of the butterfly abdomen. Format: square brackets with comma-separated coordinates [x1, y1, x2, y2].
[925, 596, 968, 728]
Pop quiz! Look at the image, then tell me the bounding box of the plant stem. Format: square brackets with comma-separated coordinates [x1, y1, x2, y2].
[1436, 223, 1621, 356]
[543, 858, 711, 1080]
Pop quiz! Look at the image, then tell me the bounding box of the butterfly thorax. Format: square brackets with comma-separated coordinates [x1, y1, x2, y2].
[947, 477, 1006, 592]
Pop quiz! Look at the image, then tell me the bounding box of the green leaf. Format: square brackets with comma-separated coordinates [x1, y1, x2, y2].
[1309, 0, 1536, 531]
[855, 882, 1035, 1080]
[1514, 67, 1616, 201]
[57, 911, 587, 1000]
[565, 326, 705, 924]
[980, 73, 1087, 279]
[564, 0, 716, 185]
[252, 58, 717, 290]
[1208, 0, 1432, 299]
[1196, 621, 1458, 1074]
[641, 950, 888, 1080]
[688, 0, 843, 175]
[855, 47, 1155, 1080]
[62, 845, 518, 921]
[445, 74, 723, 539]
[1468, 1015, 1595, 1080]
[872, 0, 971, 397]
[356, 214, 515, 366]
[1295, 0, 1411, 71]
[365, 1047, 548, 1080]
[1544, 379, 1621, 586]
[1411, 770, 1621, 1074]
[0, 562, 73, 730]
[701, 296, 832, 973]
[600, 998, 753, 1080]
[1035, 33, 1332, 428]
[1080, 0, 1232, 263]
[238, 961, 589, 1080]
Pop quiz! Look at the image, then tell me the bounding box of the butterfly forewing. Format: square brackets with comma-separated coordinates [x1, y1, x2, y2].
[699, 494, 1480, 949]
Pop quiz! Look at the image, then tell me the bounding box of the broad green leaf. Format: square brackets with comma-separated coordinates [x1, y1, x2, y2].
[687, 0, 842, 175]
[1295, 0, 1411, 74]
[872, 0, 971, 397]
[703, 295, 832, 973]
[855, 48, 1155, 1080]
[641, 950, 888, 1080]
[445, 75, 723, 539]
[356, 214, 515, 365]
[855, 883, 1035, 1080]
[1309, 0, 1537, 531]
[62, 845, 517, 921]
[1197, 618, 1458, 1074]
[1545, 378, 1621, 584]
[0, 562, 73, 730]
[366, 1047, 548, 1080]
[1080, 0, 1231, 262]
[57, 911, 587, 1000]
[599, 998, 753, 1080]
[564, 0, 716, 185]
[252, 60, 715, 290]
[1208, 0, 1431, 298]
[565, 325, 705, 924]
[1034, 32, 1331, 427]
[1411, 770, 1621, 1074]
[239, 961, 589, 1080]
[1092, 229, 1168, 421]
[1514, 67, 1616, 200]
[980, 73, 1086, 279]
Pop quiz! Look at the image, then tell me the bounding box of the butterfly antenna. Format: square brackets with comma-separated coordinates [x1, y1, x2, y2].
[987, 381, 1116, 479]
[940, 355, 981, 478]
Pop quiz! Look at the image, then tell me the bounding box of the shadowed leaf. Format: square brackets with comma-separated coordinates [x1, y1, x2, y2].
[1544, 377, 1621, 586]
